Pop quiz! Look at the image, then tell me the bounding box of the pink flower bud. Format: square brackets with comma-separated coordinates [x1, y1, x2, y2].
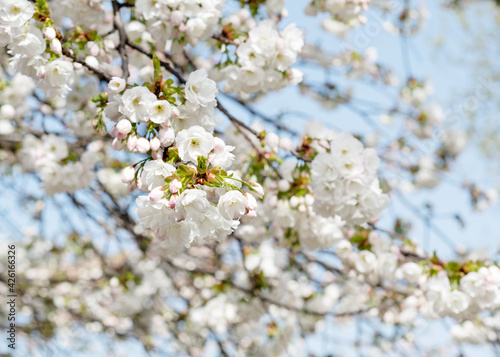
[89, 42, 100, 57]
[136, 176, 143, 191]
[158, 127, 175, 146]
[121, 166, 135, 184]
[112, 137, 125, 150]
[104, 39, 115, 50]
[171, 106, 180, 118]
[169, 179, 182, 194]
[43, 27, 56, 40]
[73, 63, 82, 70]
[110, 126, 119, 138]
[50, 38, 62, 54]
[116, 119, 132, 135]
[136, 137, 150, 153]
[169, 195, 177, 209]
[249, 182, 264, 198]
[246, 209, 257, 218]
[150, 137, 161, 151]
[127, 134, 137, 151]
[245, 192, 258, 211]
[149, 186, 164, 201]
[151, 149, 163, 160]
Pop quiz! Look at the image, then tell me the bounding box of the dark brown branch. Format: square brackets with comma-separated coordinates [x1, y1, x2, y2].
[125, 40, 186, 84]
[61, 47, 112, 82]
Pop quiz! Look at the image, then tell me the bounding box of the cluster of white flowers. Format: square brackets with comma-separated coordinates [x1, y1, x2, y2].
[305, 0, 370, 36]
[220, 9, 256, 38]
[237, 188, 346, 250]
[106, 70, 260, 246]
[106, 69, 220, 157]
[409, 102, 444, 139]
[0, 73, 35, 135]
[135, 0, 224, 52]
[213, 20, 304, 94]
[412, 156, 440, 189]
[422, 266, 500, 318]
[333, 231, 500, 324]
[20, 134, 99, 195]
[310, 130, 389, 225]
[1, 0, 75, 98]
[50, 0, 105, 27]
[135, 160, 258, 246]
[0, 0, 34, 44]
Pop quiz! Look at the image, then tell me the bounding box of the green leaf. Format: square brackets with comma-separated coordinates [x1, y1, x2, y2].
[350, 234, 366, 243]
[197, 156, 207, 174]
[445, 261, 462, 272]
[177, 164, 195, 178]
[153, 55, 162, 84]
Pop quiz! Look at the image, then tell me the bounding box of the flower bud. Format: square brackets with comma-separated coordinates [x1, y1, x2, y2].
[151, 149, 163, 160]
[249, 182, 264, 198]
[136, 176, 143, 191]
[265, 132, 279, 151]
[85, 56, 99, 68]
[104, 39, 115, 50]
[136, 137, 150, 153]
[0, 104, 16, 120]
[121, 166, 135, 184]
[158, 127, 175, 146]
[278, 179, 290, 192]
[245, 192, 257, 211]
[150, 137, 161, 151]
[149, 186, 164, 201]
[112, 137, 125, 150]
[43, 27, 56, 40]
[116, 119, 132, 135]
[289, 196, 300, 208]
[127, 133, 138, 151]
[171, 106, 180, 118]
[50, 38, 62, 54]
[87, 41, 100, 57]
[169, 195, 177, 209]
[169, 178, 182, 194]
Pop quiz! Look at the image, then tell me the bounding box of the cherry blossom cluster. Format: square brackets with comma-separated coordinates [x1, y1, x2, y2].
[310, 130, 389, 225]
[104, 69, 220, 157]
[335, 230, 500, 322]
[305, 0, 370, 36]
[2, 0, 76, 99]
[134, 155, 260, 247]
[212, 20, 304, 94]
[97, 68, 262, 246]
[422, 266, 500, 318]
[135, 0, 224, 52]
[20, 134, 100, 195]
[0, 74, 35, 135]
